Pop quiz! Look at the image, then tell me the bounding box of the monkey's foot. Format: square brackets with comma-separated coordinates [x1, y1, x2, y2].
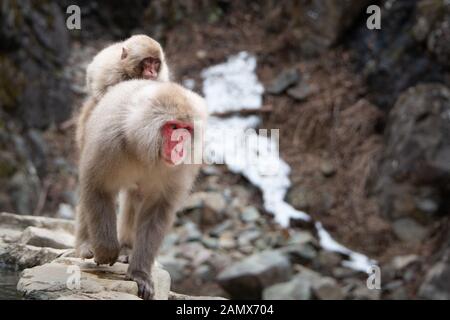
[76, 243, 94, 259]
[93, 241, 120, 266]
[127, 270, 154, 300]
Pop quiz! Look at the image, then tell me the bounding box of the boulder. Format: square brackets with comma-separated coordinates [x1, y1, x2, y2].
[0, 212, 75, 234]
[312, 277, 345, 300]
[287, 186, 335, 214]
[392, 219, 427, 243]
[0, 213, 75, 269]
[391, 255, 419, 270]
[217, 250, 292, 299]
[413, 0, 450, 67]
[240, 206, 261, 223]
[177, 221, 202, 242]
[159, 255, 188, 282]
[210, 220, 233, 238]
[418, 247, 450, 300]
[265, 68, 299, 95]
[315, 251, 343, 270]
[349, 283, 381, 300]
[341, 277, 381, 300]
[369, 84, 450, 224]
[237, 229, 261, 247]
[282, 243, 318, 265]
[218, 231, 236, 249]
[0, 243, 66, 270]
[263, 267, 344, 300]
[19, 226, 74, 249]
[194, 265, 215, 282]
[263, 276, 311, 300]
[183, 192, 227, 226]
[287, 82, 319, 101]
[17, 257, 171, 300]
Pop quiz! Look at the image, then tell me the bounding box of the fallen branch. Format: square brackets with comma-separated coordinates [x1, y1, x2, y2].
[211, 105, 273, 117]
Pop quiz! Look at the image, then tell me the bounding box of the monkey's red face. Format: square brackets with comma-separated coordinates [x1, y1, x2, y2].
[161, 120, 193, 165]
[141, 57, 161, 80]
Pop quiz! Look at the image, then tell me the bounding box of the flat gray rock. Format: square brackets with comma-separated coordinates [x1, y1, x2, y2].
[0, 243, 66, 270]
[19, 226, 74, 249]
[17, 257, 171, 300]
[0, 212, 74, 234]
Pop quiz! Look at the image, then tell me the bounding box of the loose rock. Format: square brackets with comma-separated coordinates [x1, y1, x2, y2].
[265, 69, 300, 95]
[287, 82, 318, 101]
[418, 257, 450, 300]
[0, 243, 66, 270]
[217, 250, 292, 299]
[240, 206, 260, 223]
[312, 277, 345, 300]
[19, 226, 74, 249]
[392, 218, 427, 243]
[0, 212, 74, 234]
[263, 276, 311, 300]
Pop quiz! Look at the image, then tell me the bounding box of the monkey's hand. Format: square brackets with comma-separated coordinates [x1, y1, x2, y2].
[127, 270, 154, 300]
[93, 240, 120, 266]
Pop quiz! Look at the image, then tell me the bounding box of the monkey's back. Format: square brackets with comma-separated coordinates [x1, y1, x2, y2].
[86, 42, 124, 100]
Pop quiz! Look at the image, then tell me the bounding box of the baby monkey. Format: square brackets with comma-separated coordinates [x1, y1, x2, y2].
[86, 34, 170, 100]
[76, 34, 170, 150]
[75, 80, 207, 299]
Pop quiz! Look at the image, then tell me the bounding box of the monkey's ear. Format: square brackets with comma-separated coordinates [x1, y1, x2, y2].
[121, 47, 128, 60]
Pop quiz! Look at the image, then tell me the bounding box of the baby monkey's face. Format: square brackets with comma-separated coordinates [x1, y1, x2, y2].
[141, 57, 161, 80]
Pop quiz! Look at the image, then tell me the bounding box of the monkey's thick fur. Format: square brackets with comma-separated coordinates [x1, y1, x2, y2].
[76, 35, 170, 151]
[75, 80, 207, 299]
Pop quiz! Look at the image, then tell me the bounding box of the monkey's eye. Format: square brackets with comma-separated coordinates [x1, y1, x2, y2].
[171, 124, 178, 130]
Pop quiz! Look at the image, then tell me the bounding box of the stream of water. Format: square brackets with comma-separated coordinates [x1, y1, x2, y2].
[0, 268, 22, 300]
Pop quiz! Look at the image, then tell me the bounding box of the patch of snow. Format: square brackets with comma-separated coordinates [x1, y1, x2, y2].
[57, 203, 75, 220]
[182, 78, 196, 90]
[316, 222, 376, 272]
[201, 52, 264, 113]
